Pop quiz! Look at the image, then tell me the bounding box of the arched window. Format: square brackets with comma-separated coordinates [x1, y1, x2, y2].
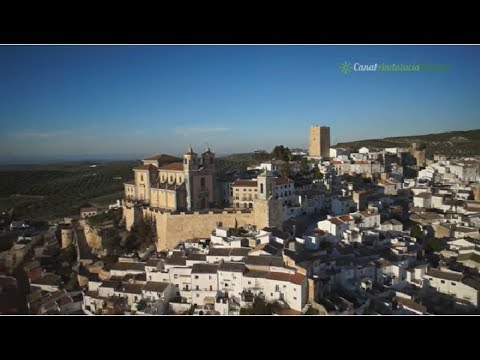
[141, 175, 144, 181]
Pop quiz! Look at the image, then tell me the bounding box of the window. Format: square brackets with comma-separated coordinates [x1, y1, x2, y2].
[149, 276, 152, 280]
[451, 282, 456, 286]
[195, 275, 199, 279]
[210, 158, 213, 164]
[260, 183, 264, 194]
[209, 276, 212, 280]
[201, 177, 205, 187]
[196, 294, 200, 298]
[441, 280, 445, 284]
[134, 296, 138, 301]
[236, 188, 239, 191]
[170, 176, 173, 182]
[141, 175, 144, 181]
[248, 281, 251, 285]
[294, 288, 296, 292]
[293, 297, 297, 300]
[249, 203, 253, 208]
[174, 274, 178, 279]
[184, 158, 187, 164]
[196, 285, 199, 290]
[270, 293, 273, 297]
[283, 285, 286, 288]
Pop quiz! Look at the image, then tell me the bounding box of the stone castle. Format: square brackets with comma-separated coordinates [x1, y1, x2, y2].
[122, 147, 283, 251]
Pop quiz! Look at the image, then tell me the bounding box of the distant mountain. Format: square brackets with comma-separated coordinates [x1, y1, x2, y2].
[335, 129, 480, 157]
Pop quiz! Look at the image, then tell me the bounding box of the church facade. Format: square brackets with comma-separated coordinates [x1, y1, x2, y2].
[124, 147, 216, 211]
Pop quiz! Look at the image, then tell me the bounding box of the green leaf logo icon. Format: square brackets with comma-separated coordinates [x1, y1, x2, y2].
[340, 61, 352, 74]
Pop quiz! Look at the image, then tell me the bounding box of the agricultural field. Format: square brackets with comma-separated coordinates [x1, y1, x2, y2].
[0, 161, 138, 222]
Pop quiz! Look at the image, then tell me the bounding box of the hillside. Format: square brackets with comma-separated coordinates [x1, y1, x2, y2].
[0, 161, 138, 222]
[335, 129, 480, 157]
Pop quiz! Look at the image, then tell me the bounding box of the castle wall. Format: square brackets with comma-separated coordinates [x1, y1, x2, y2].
[123, 195, 284, 251]
[141, 208, 256, 251]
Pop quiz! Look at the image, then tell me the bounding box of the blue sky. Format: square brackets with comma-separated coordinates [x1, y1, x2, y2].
[0, 45, 479, 161]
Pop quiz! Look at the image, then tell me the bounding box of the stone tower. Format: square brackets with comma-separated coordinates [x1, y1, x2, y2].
[256, 169, 275, 200]
[309, 125, 330, 159]
[201, 146, 215, 171]
[253, 169, 283, 229]
[183, 146, 198, 211]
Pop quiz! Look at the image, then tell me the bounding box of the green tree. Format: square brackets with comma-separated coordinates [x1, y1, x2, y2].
[272, 145, 292, 162]
[300, 157, 309, 175]
[312, 165, 323, 180]
[410, 224, 425, 242]
[137, 299, 147, 311]
[251, 297, 272, 315]
[426, 238, 446, 253]
[280, 162, 292, 178]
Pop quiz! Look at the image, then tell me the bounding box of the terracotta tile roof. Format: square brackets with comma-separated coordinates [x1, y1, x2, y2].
[275, 177, 291, 185]
[359, 211, 377, 218]
[230, 248, 251, 257]
[218, 262, 246, 273]
[395, 296, 426, 313]
[191, 263, 219, 274]
[328, 217, 343, 225]
[426, 269, 463, 282]
[80, 207, 97, 213]
[186, 253, 207, 261]
[233, 180, 257, 187]
[110, 262, 146, 272]
[159, 162, 184, 171]
[142, 281, 170, 293]
[313, 228, 326, 235]
[208, 248, 232, 257]
[339, 215, 353, 222]
[134, 164, 154, 171]
[118, 283, 144, 295]
[144, 154, 182, 163]
[267, 271, 306, 285]
[462, 277, 480, 290]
